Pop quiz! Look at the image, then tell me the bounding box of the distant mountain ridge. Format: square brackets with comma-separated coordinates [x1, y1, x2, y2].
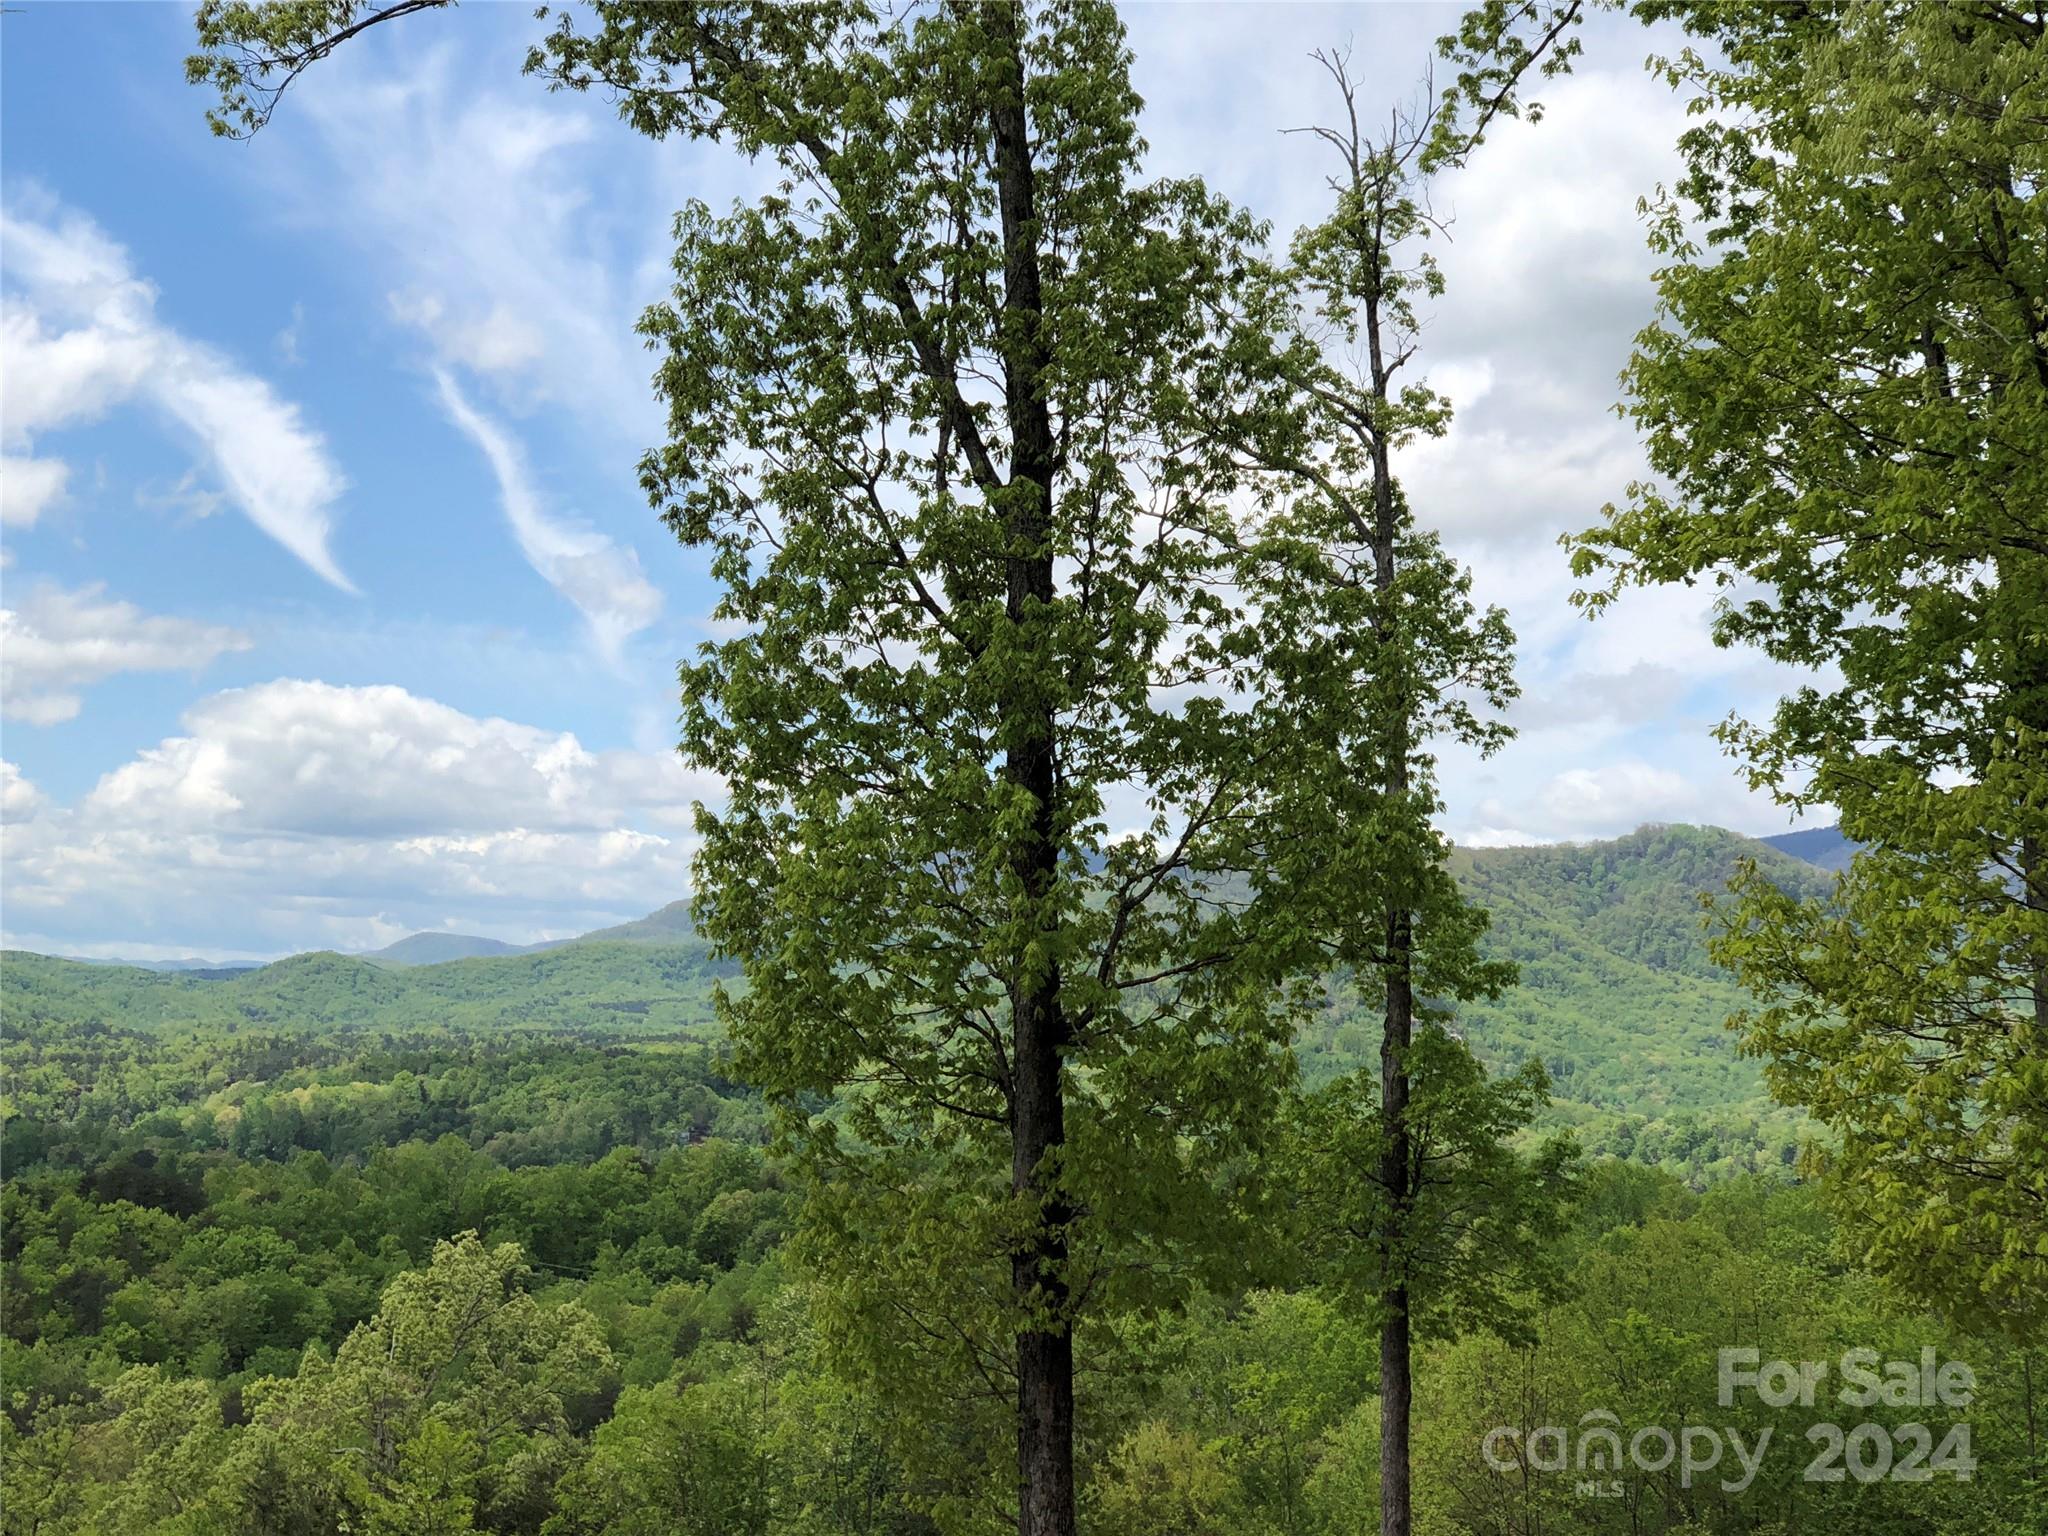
[364, 933, 528, 966]
[570, 900, 695, 945]
[3, 936, 732, 1040]
[1758, 823, 1858, 871]
[4, 824, 1840, 1162]
[357, 900, 697, 967]
[54, 956, 265, 976]
[39, 825, 1856, 976]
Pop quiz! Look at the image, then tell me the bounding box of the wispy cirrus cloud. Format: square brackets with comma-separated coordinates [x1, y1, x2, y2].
[433, 371, 663, 659]
[0, 187, 355, 590]
[233, 32, 723, 651]
[281, 37, 693, 428]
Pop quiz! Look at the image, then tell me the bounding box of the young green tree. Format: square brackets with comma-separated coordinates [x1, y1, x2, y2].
[546, 1376, 772, 1536]
[1217, 23, 1584, 1533]
[1570, 0, 2048, 1336]
[245, 1234, 611, 1533]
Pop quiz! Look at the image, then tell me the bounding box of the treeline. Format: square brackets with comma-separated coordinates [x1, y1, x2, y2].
[5, 1019, 2044, 1534]
[7, 1149, 2044, 1536]
[0, 942, 735, 1041]
[4, 1136, 788, 1408]
[2, 1016, 766, 1172]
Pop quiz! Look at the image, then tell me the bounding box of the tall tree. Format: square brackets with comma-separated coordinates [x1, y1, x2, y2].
[1218, 15, 1584, 1532]
[529, 7, 1317, 1532]
[1571, 0, 2048, 1335]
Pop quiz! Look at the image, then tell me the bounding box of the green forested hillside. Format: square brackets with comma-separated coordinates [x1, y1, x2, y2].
[2, 939, 735, 1040]
[1463, 823, 1833, 981]
[568, 899, 697, 945]
[8, 824, 1817, 1179]
[9, 824, 2038, 1536]
[1314, 825, 1827, 1173]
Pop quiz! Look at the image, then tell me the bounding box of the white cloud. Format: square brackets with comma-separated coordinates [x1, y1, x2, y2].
[1539, 762, 1697, 833]
[433, 372, 663, 656]
[0, 190, 354, 590]
[282, 40, 690, 434]
[0, 454, 69, 526]
[1, 760, 45, 822]
[1, 580, 252, 724]
[3, 695, 79, 728]
[0, 301, 156, 444]
[391, 291, 547, 377]
[276, 300, 305, 366]
[81, 677, 698, 835]
[1, 679, 716, 955]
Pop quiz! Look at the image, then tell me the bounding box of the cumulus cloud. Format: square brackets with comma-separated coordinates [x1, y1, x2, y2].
[0, 454, 68, 526]
[1538, 762, 1698, 833]
[1, 760, 45, 822]
[83, 678, 694, 836]
[433, 372, 663, 657]
[0, 190, 354, 589]
[2, 679, 717, 955]
[1, 581, 252, 724]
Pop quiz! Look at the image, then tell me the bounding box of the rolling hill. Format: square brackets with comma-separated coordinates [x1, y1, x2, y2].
[357, 900, 698, 966]
[1, 938, 734, 1041]
[2, 824, 1832, 1172]
[362, 932, 529, 966]
[571, 900, 696, 945]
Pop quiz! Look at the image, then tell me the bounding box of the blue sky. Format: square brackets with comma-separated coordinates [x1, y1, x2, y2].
[0, 2, 1820, 960]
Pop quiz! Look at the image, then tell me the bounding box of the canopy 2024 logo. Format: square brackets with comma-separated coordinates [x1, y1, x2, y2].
[1480, 1347, 1978, 1496]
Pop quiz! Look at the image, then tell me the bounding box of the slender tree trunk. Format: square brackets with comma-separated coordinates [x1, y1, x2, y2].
[1371, 428, 1417, 1536]
[2023, 1348, 2041, 1485]
[1363, 239, 1417, 1536]
[1377, 954, 1414, 1536]
[984, 7, 1075, 1534]
[1376, 778, 1417, 1536]
[2024, 832, 2045, 1035]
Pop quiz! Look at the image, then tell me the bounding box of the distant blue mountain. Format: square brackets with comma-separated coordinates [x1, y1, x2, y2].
[570, 900, 696, 945]
[363, 932, 529, 966]
[1759, 825, 1858, 872]
[65, 955, 260, 975]
[359, 902, 697, 967]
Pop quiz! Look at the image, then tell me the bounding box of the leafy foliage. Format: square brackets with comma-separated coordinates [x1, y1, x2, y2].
[1572, 0, 2048, 1337]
